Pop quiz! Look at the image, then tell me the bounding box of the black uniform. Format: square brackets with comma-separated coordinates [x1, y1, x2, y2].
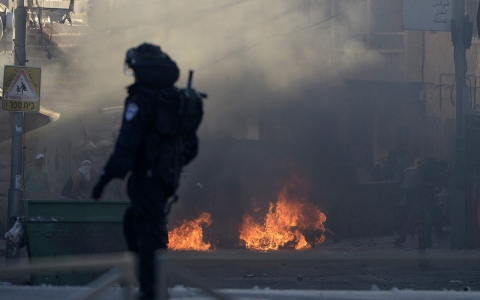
[93, 43, 201, 300]
[97, 84, 199, 299]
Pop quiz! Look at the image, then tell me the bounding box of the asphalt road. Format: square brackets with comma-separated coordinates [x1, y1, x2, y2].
[166, 235, 480, 292]
[1, 233, 480, 299]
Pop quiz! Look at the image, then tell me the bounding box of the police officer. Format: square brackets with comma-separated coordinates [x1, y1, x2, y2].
[92, 43, 196, 300]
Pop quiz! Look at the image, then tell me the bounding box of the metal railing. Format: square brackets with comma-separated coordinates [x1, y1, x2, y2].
[156, 250, 234, 300]
[0, 252, 136, 300]
[2, 249, 480, 300]
[0, 250, 235, 300]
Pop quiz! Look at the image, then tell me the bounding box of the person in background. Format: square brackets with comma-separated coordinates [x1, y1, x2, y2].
[394, 164, 419, 236]
[383, 150, 398, 181]
[394, 157, 439, 247]
[59, 160, 92, 200]
[24, 154, 50, 198]
[433, 159, 450, 237]
[413, 147, 424, 168]
[356, 160, 373, 183]
[371, 157, 387, 182]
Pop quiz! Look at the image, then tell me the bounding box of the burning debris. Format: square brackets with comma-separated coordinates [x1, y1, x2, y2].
[168, 212, 213, 251]
[239, 176, 327, 251]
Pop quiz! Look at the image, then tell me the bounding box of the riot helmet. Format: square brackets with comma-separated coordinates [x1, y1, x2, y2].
[124, 43, 180, 88]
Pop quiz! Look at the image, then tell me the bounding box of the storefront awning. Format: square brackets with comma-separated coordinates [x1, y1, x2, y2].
[24, 105, 61, 133]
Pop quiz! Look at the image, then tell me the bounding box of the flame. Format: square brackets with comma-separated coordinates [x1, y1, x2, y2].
[168, 212, 212, 251]
[239, 176, 326, 251]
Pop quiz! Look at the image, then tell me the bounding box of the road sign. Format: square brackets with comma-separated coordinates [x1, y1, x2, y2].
[2, 66, 41, 112]
[403, 0, 452, 31]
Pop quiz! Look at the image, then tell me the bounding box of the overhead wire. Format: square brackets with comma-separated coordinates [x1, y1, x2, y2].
[155, 0, 252, 28]
[191, 0, 253, 14]
[197, 1, 362, 71]
[197, 4, 403, 72]
[301, 8, 403, 34]
[285, 1, 364, 35]
[37, 10, 53, 60]
[175, 1, 305, 41]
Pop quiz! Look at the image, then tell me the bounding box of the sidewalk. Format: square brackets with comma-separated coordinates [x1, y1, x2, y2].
[1, 285, 480, 300]
[0, 238, 31, 286]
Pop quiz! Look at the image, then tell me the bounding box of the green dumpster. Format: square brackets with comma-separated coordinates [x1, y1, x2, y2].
[22, 200, 129, 286]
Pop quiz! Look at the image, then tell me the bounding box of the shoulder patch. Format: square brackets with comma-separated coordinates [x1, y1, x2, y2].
[125, 103, 139, 121]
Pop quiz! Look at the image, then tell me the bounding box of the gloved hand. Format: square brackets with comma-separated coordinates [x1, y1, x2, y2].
[91, 171, 111, 202]
[91, 183, 104, 202]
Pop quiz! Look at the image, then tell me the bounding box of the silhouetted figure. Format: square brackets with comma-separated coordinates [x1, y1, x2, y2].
[394, 166, 418, 235]
[372, 157, 387, 182]
[394, 157, 440, 247]
[383, 150, 398, 181]
[433, 159, 450, 237]
[413, 147, 423, 168]
[92, 43, 203, 300]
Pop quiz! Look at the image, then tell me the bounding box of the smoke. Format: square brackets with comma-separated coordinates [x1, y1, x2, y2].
[72, 0, 386, 243]
[20, 1, 392, 244]
[69, 0, 385, 138]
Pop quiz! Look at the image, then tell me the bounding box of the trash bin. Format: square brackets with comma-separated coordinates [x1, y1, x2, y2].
[22, 199, 129, 286]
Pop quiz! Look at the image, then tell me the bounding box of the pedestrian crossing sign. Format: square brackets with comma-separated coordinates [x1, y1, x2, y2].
[2, 66, 41, 112]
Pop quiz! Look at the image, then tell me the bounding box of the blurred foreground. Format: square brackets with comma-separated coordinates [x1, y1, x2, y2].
[1, 232, 480, 299]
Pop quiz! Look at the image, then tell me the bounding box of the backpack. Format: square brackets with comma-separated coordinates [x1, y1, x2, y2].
[143, 87, 204, 193]
[154, 87, 203, 142]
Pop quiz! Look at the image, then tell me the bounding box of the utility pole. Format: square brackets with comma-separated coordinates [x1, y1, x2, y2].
[6, 0, 26, 264]
[451, 0, 469, 249]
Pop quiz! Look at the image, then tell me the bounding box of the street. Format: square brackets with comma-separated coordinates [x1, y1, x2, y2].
[2, 232, 480, 293]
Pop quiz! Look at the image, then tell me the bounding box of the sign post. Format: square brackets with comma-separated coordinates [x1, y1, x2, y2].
[6, 0, 27, 265]
[403, 0, 470, 248]
[451, 0, 469, 249]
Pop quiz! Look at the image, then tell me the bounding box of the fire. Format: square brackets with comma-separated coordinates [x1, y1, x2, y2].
[239, 176, 326, 251]
[168, 212, 212, 251]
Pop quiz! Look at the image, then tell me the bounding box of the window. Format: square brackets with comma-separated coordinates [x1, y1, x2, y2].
[370, 0, 403, 50]
[331, 0, 404, 50]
